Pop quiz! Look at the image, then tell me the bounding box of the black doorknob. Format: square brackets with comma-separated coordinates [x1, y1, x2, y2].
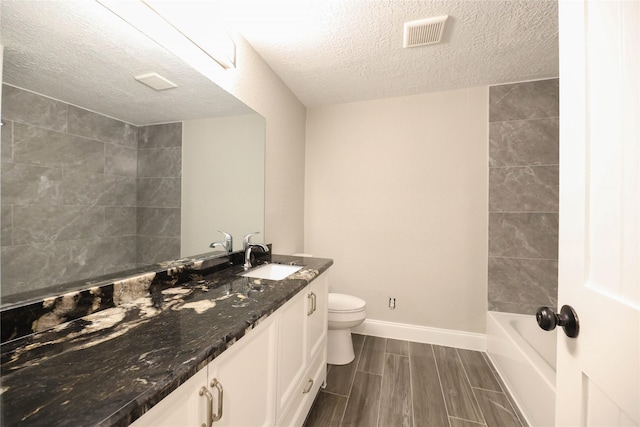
[536, 305, 580, 338]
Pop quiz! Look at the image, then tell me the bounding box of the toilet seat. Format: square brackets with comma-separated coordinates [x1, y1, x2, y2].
[328, 293, 366, 313]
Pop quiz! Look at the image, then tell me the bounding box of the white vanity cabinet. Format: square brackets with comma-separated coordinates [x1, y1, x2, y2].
[131, 314, 278, 427]
[130, 365, 209, 427]
[276, 272, 328, 427]
[206, 313, 278, 427]
[130, 270, 328, 427]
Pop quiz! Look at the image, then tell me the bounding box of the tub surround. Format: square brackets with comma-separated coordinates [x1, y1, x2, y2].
[487, 311, 556, 426]
[488, 78, 559, 315]
[0, 253, 332, 427]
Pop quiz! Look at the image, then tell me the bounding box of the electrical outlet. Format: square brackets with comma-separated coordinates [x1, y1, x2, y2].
[388, 297, 396, 310]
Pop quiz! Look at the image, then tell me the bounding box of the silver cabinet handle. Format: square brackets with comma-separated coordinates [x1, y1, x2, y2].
[302, 378, 314, 394]
[199, 386, 213, 427]
[311, 292, 317, 314]
[210, 378, 223, 423]
[307, 292, 314, 316]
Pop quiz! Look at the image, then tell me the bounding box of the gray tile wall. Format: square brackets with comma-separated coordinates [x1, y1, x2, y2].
[1, 85, 138, 295]
[136, 123, 181, 266]
[1, 85, 182, 296]
[488, 79, 559, 315]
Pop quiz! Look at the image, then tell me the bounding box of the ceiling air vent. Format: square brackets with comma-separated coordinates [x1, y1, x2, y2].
[403, 15, 449, 48]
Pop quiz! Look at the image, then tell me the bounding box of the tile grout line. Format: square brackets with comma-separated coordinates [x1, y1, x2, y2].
[488, 115, 559, 125]
[486, 360, 527, 427]
[471, 385, 512, 394]
[483, 352, 527, 426]
[408, 344, 415, 427]
[321, 389, 349, 398]
[489, 164, 560, 169]
[431, 345, 453, 427]
[449, 415, 487, 426]
[374, 343, 387, 427]
[454, 348, 488, 426]
[338, 337, 364, 427]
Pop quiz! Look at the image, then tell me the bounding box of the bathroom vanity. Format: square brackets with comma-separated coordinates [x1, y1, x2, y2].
[0, 254, 332, 427]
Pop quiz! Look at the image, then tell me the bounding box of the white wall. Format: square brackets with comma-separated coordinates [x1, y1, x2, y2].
[202, 36, 307, 254]
[305, 87, 489, 333]
[181, 113, 265, 256]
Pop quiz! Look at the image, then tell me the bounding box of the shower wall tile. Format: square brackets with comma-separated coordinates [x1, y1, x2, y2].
[137, 147, 182, 178]
[2, 205, 12, 246]
[489, 117, 559, 167]
[94, 236, 137, 273]
[12, 205, 104, 245]
[489, 79, 559, 123]
[63, 170, 136, 207]
[2, 120, 13, 162]
[1, 163, 63, 206]
[489, 166, 559, 212]
[2, 87, 183, 297]
[488, 301, 548, 316]
[135, 123, 182, 265]
[2, 236, 137, 295]
[1, 87, 149, 297]
[137, 207, 180, 238]
[137, 177, 181, 208]
[58, 239, 110, 283]
[488, 257, 558, 307]
[2, 243, 55, 293]
[13, 123, 105, 173]
[68, 106, 138, 148]
[1, 84, 68, 132]
[104, 263, 138, 276]
[488, 79, 559, 315]
[488, 257, 558, 293]
[104, 207, 137, 237]
[489, 213, 558, 259]
[105, 143, 137, 177]
[136, 235, 181, 266]
[138, 122, 182, 149]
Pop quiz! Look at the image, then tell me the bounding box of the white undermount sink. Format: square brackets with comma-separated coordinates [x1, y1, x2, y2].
[241, 263, 303, 281]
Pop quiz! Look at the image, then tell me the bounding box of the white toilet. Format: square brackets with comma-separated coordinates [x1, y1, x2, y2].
[327, 293, 367, 365]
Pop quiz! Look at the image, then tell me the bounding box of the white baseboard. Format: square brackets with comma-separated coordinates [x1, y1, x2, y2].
[351, 319, 487, 352]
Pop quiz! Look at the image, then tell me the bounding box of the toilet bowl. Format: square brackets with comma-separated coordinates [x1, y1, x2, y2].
[327, 293, 366, 365]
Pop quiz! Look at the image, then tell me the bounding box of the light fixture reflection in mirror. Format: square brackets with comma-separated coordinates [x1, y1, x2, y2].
[97, 0, 236, 71]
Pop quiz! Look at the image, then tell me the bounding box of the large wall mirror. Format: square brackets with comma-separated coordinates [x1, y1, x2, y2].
[0, 1, 265, 306]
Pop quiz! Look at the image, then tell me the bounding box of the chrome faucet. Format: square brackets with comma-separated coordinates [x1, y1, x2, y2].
[243, 231, 261, 250]
[243, 232, 269, 269]
[209, 230, 233, 253]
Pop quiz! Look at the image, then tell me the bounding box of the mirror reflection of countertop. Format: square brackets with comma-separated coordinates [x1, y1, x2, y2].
[0, 255, 332, 427]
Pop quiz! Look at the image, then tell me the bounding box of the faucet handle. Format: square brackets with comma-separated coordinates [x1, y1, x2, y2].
[210, 230, 233, 252]
[243, 231, 260, 249]
[217, 230, 232, 243]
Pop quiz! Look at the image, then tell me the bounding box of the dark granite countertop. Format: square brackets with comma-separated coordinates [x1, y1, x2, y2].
[0, 254, 333, 427]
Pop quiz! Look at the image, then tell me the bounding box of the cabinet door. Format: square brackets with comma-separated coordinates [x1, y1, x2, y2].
[307, 272, 328, 361]
[275, 289, 308, 417]
[130, 367, 207, 427]
[207, 314, 278, 427]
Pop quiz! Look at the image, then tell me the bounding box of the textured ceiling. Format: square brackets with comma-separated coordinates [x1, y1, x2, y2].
[0, 0, 253, 125]
[218, 0, 559, 107]
[1, 0, 558, 119]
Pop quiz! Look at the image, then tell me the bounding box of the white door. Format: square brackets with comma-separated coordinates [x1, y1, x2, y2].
[557, 1, 639, 426]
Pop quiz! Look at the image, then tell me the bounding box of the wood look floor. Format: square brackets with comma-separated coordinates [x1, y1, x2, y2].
[304, 334, 527, 427]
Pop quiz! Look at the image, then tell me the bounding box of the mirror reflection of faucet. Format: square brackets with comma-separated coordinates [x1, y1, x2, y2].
[243, 232, 270, 270]
[209, 230, 233, 253]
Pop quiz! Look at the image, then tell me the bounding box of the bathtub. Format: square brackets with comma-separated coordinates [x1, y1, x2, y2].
[487, 311, 557, 427]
